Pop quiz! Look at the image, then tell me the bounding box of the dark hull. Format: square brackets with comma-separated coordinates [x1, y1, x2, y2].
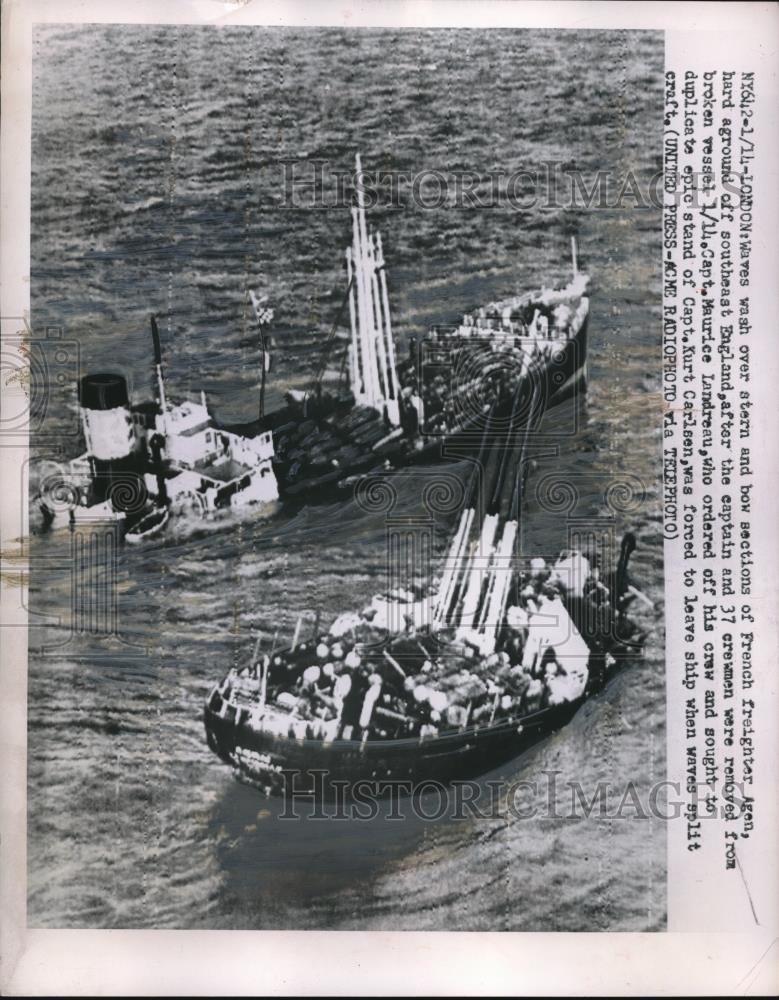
[204, 663, 608, 799]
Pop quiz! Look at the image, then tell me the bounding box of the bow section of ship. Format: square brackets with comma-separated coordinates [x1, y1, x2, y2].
[203, 391, 650, 795]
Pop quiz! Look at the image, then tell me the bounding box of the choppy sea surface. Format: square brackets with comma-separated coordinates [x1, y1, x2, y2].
[27, 25, 665, 930]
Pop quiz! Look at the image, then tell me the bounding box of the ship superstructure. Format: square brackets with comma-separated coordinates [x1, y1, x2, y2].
[38, 318, 278, 540]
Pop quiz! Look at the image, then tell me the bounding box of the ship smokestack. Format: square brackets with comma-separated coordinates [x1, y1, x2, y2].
[78, 372, 140, 510]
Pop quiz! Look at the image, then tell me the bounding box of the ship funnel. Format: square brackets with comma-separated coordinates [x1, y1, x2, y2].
[79, 372, 129, 414]
[78, 372, 139, 507]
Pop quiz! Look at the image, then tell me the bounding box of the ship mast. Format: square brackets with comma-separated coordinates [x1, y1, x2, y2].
[347, 154, 400, 426]
[468, 380, 537, 656]
[454, 381, 521, 648]
[150, 315, 168, 436]
[432, 406, 494, 630]
[250, 290, 273, 421]
[433, 373, 539, 656]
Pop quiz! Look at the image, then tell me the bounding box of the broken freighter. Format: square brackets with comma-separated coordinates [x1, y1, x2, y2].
[36, 155, 589, 539]
[204, 397, 649, 796]
[235, 154, 590, 499]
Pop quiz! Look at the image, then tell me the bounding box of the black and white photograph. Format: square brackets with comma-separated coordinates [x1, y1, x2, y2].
[24, 21, 665, 932]
[2, 1, 777, 995]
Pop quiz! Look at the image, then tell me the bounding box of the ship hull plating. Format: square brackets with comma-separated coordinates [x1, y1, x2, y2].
[204, 698, 583, 794]
[204, 658, 616, 799]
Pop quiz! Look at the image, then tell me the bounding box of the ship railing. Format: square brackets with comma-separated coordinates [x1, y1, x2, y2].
[427, 324, 460, 339]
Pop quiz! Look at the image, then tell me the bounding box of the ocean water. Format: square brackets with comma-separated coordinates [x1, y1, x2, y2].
[27, 25, 665, 930]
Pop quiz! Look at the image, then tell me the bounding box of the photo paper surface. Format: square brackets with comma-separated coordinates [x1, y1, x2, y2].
[2, 2, 777, 995]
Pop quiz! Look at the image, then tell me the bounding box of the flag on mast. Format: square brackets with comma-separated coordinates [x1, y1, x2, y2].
[250, 289, 273, 373]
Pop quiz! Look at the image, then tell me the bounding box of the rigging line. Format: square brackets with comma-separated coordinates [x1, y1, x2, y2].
[307, 273, 356, 401]
[508, 374, 541, 525]
[488, 377, 525, 516]
[258, 320, 269, 421]
[464, 401, 497, 512]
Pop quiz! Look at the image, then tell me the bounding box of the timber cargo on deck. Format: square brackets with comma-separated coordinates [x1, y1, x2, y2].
[204, 398, 652, 797]
[35, 154, 589, 540]
[237, 154, 590, 500]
